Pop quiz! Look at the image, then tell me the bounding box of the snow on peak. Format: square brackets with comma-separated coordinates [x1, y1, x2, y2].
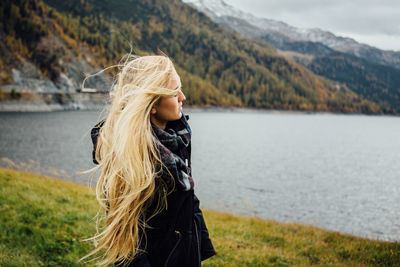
[183, 0, 359, 49]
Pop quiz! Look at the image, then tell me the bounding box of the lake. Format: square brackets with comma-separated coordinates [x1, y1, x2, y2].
[1, 108, 399, 242]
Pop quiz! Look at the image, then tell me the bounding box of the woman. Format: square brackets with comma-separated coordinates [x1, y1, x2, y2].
[83, 55, 216, 267]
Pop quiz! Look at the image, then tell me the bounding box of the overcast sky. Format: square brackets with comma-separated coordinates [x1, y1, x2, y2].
[224, 0, 400, 52]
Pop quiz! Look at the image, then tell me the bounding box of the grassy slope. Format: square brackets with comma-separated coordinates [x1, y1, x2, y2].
[0, 167, 399, 266]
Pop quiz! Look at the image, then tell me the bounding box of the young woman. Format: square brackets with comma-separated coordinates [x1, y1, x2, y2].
[84, 55, 216, 267]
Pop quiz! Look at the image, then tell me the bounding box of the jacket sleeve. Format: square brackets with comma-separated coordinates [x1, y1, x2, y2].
[193, 193, 217, 261]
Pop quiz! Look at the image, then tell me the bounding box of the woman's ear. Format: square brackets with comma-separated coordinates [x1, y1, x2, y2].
[151, 98, 160, 115]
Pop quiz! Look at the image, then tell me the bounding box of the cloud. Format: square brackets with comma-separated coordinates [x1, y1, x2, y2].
[336, 32, 400, 51]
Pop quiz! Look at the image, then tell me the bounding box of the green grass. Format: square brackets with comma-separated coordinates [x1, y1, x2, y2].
[1, 168, 399, 266]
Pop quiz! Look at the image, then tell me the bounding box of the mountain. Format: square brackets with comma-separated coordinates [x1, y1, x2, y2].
[0, 0, 381, 113]
[185, 0, 400, 69]
[185, 0, 400, 113]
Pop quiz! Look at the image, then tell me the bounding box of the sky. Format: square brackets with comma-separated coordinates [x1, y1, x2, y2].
[223, 0, 400, 52]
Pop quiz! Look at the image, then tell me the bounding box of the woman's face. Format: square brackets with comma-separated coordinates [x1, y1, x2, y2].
[151, 70, 186, 128]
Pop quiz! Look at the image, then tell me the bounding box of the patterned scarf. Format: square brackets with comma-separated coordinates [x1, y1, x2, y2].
[151, 113, 194, 191]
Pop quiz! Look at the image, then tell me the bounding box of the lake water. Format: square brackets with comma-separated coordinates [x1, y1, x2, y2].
[1, 109, 399, 242]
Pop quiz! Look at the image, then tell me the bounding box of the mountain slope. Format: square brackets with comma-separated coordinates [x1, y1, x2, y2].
[185, 0, 399, 113]
[307, 53, 400, 113]
[185, 0, 400, 69]
[0, 0, 381, 113]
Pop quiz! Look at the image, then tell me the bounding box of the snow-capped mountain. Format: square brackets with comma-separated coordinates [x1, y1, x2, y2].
[183, 0, 400, 69]
[184, 0, 358, 47]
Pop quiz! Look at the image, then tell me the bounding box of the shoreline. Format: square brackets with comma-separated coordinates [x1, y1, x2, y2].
[1, 166, 399, 244]
[0, 168, 400, 266]
[0, 101, 106, 112]
[1, 166, 399, 266]
[183, 105, 399, 117]
[1, 102, 398, 117]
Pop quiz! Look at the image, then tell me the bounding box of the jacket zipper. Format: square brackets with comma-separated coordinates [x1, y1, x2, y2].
[164, 230, 181, 267]
[193, 219, 201, 267]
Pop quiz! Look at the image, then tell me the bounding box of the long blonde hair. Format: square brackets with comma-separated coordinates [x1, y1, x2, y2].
[81, 55, 180, 266]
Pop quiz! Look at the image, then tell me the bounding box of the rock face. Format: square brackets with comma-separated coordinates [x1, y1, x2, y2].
[7, 66, 58, 93]
[0, 35, 112, 111]
[60, 56, 113, 92]
[0, 91, 109, 112]
[2, 57, 112, 94]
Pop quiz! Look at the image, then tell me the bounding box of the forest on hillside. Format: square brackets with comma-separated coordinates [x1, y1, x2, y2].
[0, 0, 383, 114]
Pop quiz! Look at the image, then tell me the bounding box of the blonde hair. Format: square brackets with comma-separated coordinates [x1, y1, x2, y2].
[81, 55, 180, 266]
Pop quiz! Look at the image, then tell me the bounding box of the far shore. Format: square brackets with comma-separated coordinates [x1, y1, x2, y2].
[1, 102, 398, 117]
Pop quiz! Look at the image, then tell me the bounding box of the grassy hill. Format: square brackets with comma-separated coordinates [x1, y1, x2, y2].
[0, 0, 382, 113]
[1, 167, 399, 266]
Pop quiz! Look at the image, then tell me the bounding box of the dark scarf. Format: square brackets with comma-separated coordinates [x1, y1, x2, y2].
[151, 113, 194, 191]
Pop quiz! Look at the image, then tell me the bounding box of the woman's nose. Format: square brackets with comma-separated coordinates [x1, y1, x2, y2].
[179, 91, 186, 102]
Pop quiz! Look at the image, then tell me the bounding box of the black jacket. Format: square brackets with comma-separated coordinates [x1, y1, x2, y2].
[90, 113, 216, 267]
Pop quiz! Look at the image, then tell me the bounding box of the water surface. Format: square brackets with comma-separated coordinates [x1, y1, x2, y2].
[1, 109, 399, 241]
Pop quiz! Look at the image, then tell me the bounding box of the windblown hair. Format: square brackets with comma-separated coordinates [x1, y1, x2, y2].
[81, 55, 180, 266]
